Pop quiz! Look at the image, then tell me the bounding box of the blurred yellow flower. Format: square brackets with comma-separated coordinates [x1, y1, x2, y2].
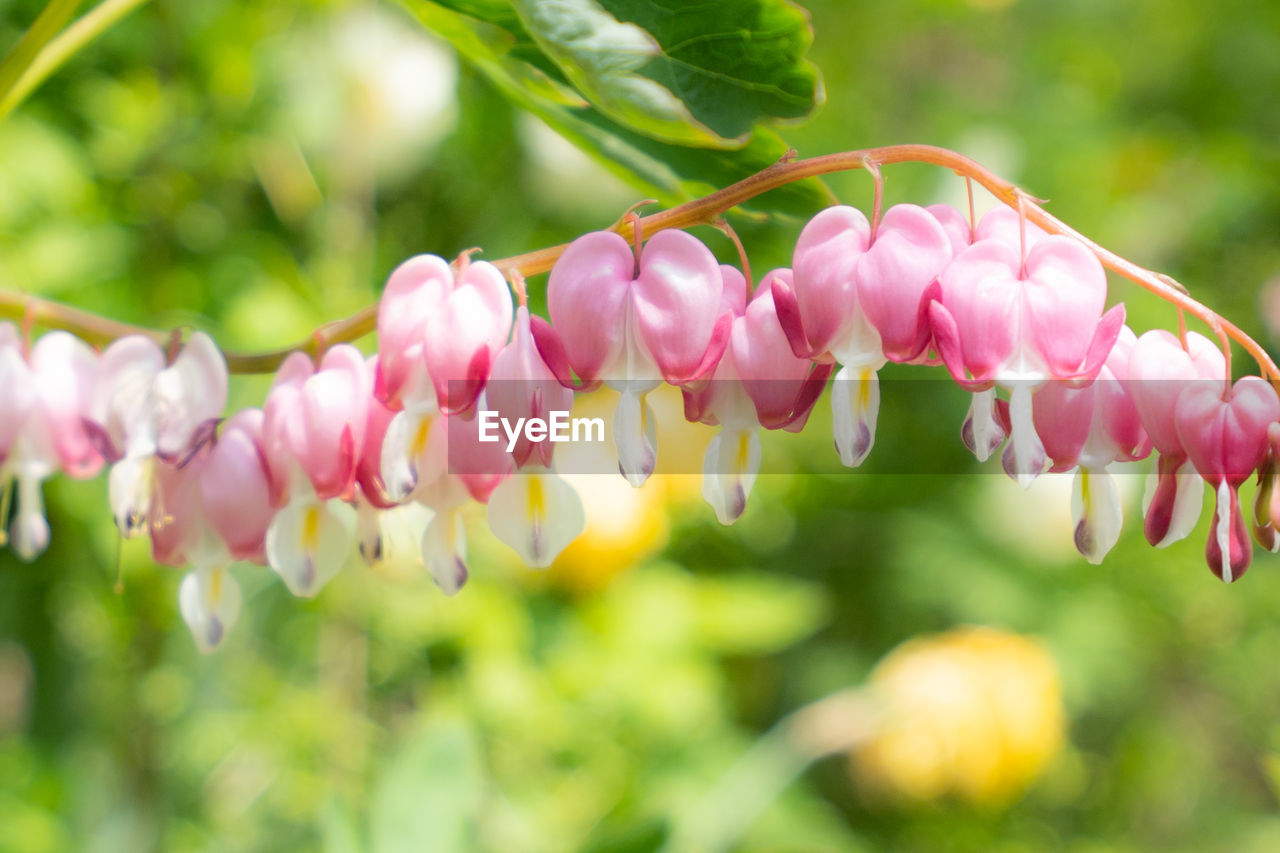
[852, 626, 1064, 807]
[549, 473, 670, 593]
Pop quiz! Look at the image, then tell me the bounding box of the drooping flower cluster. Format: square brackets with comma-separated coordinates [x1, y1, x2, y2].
[4, 197, 1279, 651]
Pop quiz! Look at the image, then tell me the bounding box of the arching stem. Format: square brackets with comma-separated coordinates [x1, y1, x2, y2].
[965, 176, 976, 242]
[1, 144, 1276, 389]
[714, 218, 753, 295]
[864, 156, 884, 241]
[1016, 190, 1030, 279]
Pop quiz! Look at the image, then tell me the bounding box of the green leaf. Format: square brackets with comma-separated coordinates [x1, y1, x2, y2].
[401, 0, 834, 215]
[694, 573, 828, 655]
[600, 0, 823, 142]
[369, 717, 484, 853]
[432, 0, 822, 147]
[511, 0, 721, 146]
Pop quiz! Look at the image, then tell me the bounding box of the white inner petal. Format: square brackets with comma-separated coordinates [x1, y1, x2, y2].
[831, 364, 879, 468]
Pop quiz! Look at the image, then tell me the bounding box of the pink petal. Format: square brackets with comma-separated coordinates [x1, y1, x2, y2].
[1128, 330, 1225, 456]
[1056, 304, 1126, 385]
[937, 239, 1021, 382]
[925, 203, 973, 257]
[974, 205, 1048, 249]
[1176, 375, 1280, 487]
[376, 254, 450, 407]
[445, 411, 513, 502]
[928, 300, 994, 391]
[202, 409, 274, 563]
[769, 269, 814, 359]
[1022, 236, 1108, 377]
[734, 271, 814, 428]
[790, 206, 870, 354]
[487, 307, 574, 467]
[857, 204, 953, 363]
[1144, 454, 1209, 551]
[150, 457, 203, 567]
[91, 335, 165, 454]
[422, 259, 511, 414]
[154, 332, 228, 460]
[0, 325, 34, 461]
[29, 332, 101, 477]
[720, 265, 748, 317]
[632, 229, 724, 383]
[1032, 378, 1094, 471]
[784, 361, 833, 433]
[547, 231, 633, 382]
[357, 359, 399, 508]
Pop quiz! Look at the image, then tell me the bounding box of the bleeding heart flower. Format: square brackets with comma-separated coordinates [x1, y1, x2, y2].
[0, 324, 35, 467]
[481, 306, 586, 566]
[263, 346, 370, 502]
[487, 306, 575, 469]
[2, 330, 102, 561]
[776, 205, 951, 468]
[546, 228, 729, 486]
[1033, 326, 1150, 562]
[1254, 423, 1280, 552]
[685, 268, 831, 524]
[375, 252, 512, 415]
[261, 346, 370, 597]
[930, 232, 1124, 486]
[149, 432, 262, 654]
[856, 204, 953, 364]
[88, 332, 227, 538]
[200, 408, 275, 565]
[1127, 330, 1225, 548]
[775, 205, 873, 361]
[486, 465, 585, 569]
[1175, 375, 1280, 582]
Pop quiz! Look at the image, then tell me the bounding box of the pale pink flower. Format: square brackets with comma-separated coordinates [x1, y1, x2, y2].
[775, 204, 951, 467]
[1175, 376, 1280, 582]
[261, 346, 370, 597]
[374, 253, 512, 414]
[1127, 330, 1225, 548]
[685, 268, 831, 524]
[931, 232, 1124, 486]
[2, 329, 102, 560]
[1033, 327, 1150, 562]
[87, 333, 227, 537]
[482, 306, 584, 566]
[546, 228, 729, 486]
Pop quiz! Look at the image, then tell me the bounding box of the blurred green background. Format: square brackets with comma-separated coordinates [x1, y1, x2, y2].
[3, 0, 1280, 850]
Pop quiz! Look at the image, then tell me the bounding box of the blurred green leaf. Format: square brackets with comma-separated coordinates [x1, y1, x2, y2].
[401, 0, 835, 214]
[370, 717, 484, 853]
[323, 799, 364, 853]
[580, 817, 668, 853]
[694, 573, 828, 655]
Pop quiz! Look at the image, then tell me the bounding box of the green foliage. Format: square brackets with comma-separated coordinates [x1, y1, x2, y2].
[367, 718, 483, 853]
[404, 0, 833, 213]
[1, 0, 1280, 851]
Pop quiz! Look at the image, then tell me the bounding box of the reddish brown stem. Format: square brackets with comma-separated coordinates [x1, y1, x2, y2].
[1, 145, 1276, 387]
